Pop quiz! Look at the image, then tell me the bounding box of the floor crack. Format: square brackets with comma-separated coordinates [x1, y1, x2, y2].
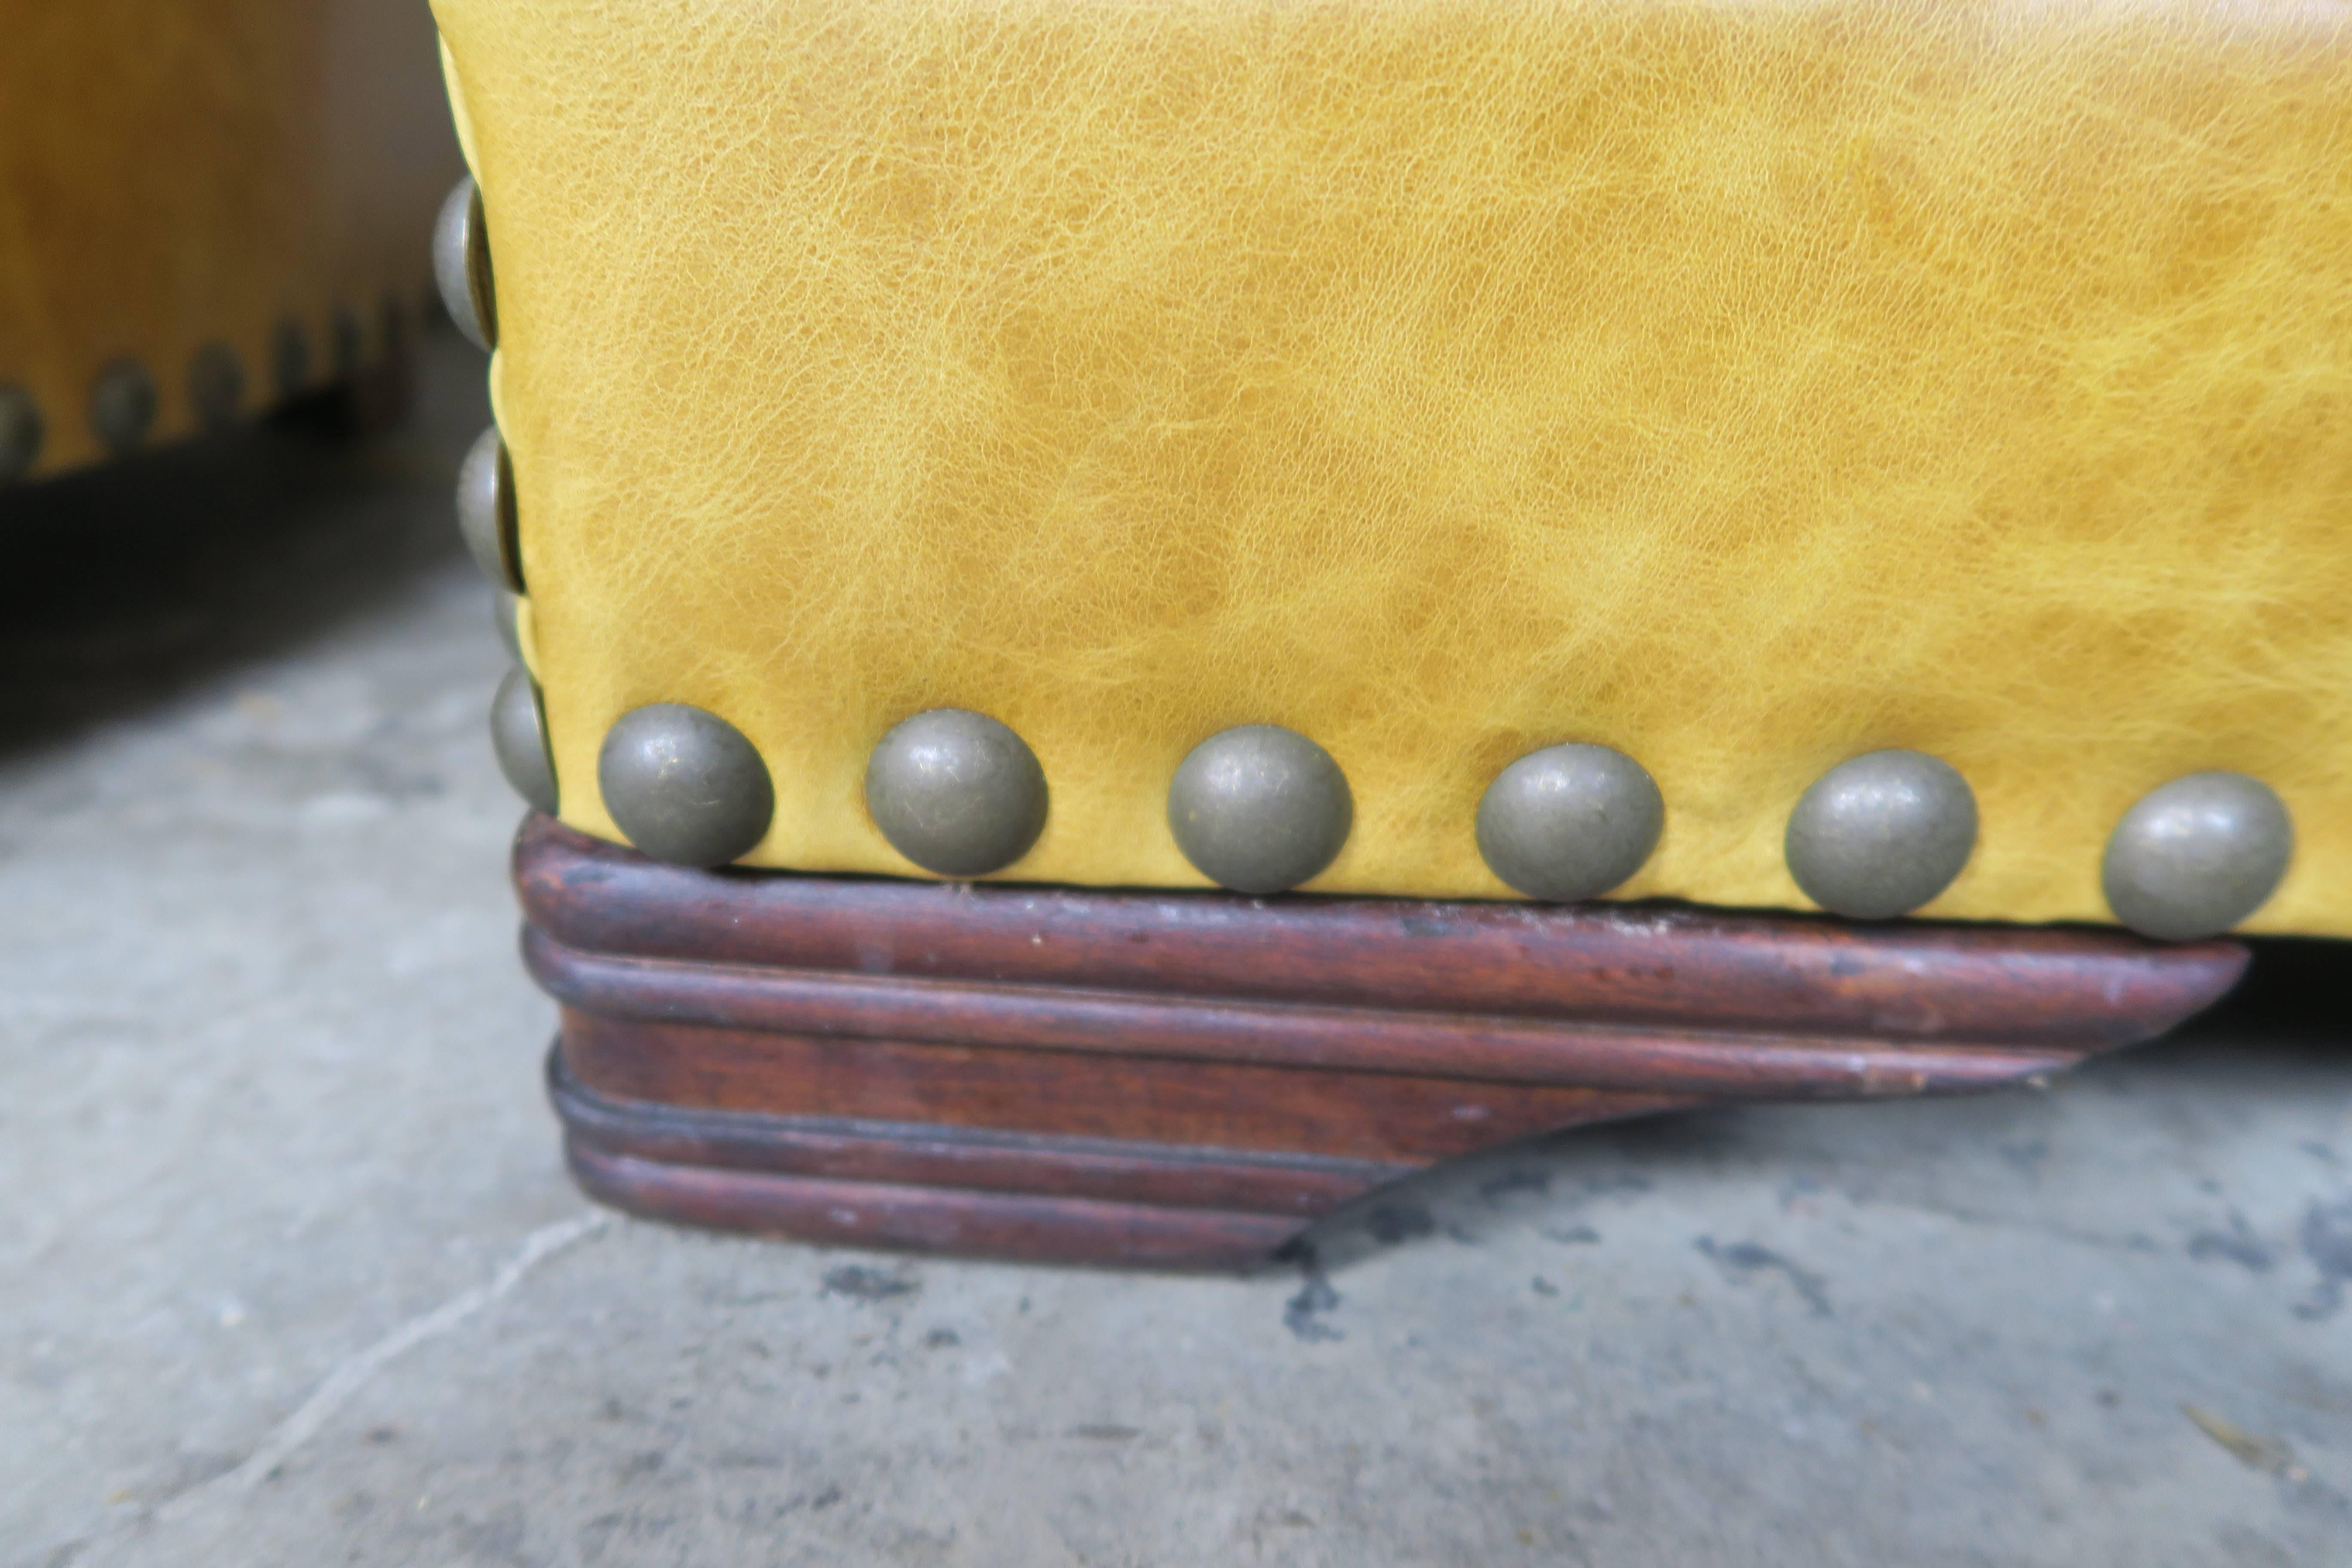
[171, 1210, 611, 1507]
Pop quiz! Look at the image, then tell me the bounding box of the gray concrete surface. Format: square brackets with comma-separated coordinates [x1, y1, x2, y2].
[4, 334, 2349, 1567]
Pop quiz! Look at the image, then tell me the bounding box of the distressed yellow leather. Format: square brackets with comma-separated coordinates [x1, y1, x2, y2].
[435, 0, 2352, 934]
[0, 0, 460, 479]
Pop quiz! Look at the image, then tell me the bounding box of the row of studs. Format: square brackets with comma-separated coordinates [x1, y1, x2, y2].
[436, 168, 570, 843]
[0, 300, 413, 484]
[435, 188, 2291, 947]
[490, 689, 2294, 943]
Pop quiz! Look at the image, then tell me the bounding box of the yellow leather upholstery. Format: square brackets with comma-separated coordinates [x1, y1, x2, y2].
[435, 0, 2352, 935]
[0, 0, 461, 479]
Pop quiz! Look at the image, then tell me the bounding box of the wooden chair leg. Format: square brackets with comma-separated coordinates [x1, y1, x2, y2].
[513, 815, 2245, 1271]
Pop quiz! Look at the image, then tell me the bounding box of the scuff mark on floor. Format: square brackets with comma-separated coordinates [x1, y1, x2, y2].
[1696, 1237, 1833, 1318]
[2294, 1196, 2352, 1320]
[2187, 1210, 2274, 1273]
[1283, 1268, 1345, 1343]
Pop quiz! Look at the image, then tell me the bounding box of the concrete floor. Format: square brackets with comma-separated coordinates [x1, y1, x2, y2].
[4, 334, 2349, 1568]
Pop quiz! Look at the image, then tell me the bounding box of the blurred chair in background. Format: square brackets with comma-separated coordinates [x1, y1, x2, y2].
[0, 0, 463, 487]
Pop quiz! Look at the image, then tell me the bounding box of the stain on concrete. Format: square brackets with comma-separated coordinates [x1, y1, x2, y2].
[2182, 1405, 2300, 1477]
[1283, 1271, 1344, 1343]
[821, 1265, 919, 1302]
[2293, 1196, 2352, 1320]
[2188, 1211, 2275, 1273]
[1697, 1237, 1833, 1318]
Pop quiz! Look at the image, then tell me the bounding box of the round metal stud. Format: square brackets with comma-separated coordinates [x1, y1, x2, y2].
[89, 358, 156, 455]
[864, 709, 1049, 876]
[272, 318, 312, 400]
[493, 589, 524, 664]
[0, 383, 41, 483]
[1167, 725, 1353, 895]
[188, 343, 245, 432]
[456, 425, 522, 591]
[2102, 772, 2292, 941]
[434, 175, 497, 352]
[1476, 743, 1664, 901]
[490, 668, 558, 816]
[1785, 749, 1978, 919]
[597, 703, 774, 867]
[331, 304, 365, 377]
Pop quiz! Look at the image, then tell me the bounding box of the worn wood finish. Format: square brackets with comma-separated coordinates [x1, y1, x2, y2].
[516, 817, 2241, 1047]
[528, 930, 2089, 1101]
[551, 1050, 1404, 1217]
[514, 816, 2248, 1269]
[568, 1141, 1305, 1272]
[558, 1010, 1692, 1165]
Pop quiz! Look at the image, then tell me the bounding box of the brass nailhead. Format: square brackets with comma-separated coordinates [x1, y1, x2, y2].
[434, 175, 497, 352]
[865, 708, 1050, 876]
[598, 703, 774, 867]
[1785, 749, 1977, 919]
[490, 668, 558, 816]
[1167, 725, 1353, 894]
[456, 425, 523, 592]
[2103, 772, 2292, 940]
[1476, 743, 1663, 901]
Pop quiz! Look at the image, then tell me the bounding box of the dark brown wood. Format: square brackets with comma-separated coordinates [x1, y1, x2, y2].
[567, 1141, 1305, 1271]
[528, 929, 2091, 1100]
[552, 1050, 1403, 1217]
[513, 815, 2248, 1270]
[558, 1011, 1691, 1164]
[516, 815, 2241, 1047]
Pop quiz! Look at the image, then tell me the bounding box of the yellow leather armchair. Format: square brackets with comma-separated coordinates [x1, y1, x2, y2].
[439, 0, 2352, 940]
